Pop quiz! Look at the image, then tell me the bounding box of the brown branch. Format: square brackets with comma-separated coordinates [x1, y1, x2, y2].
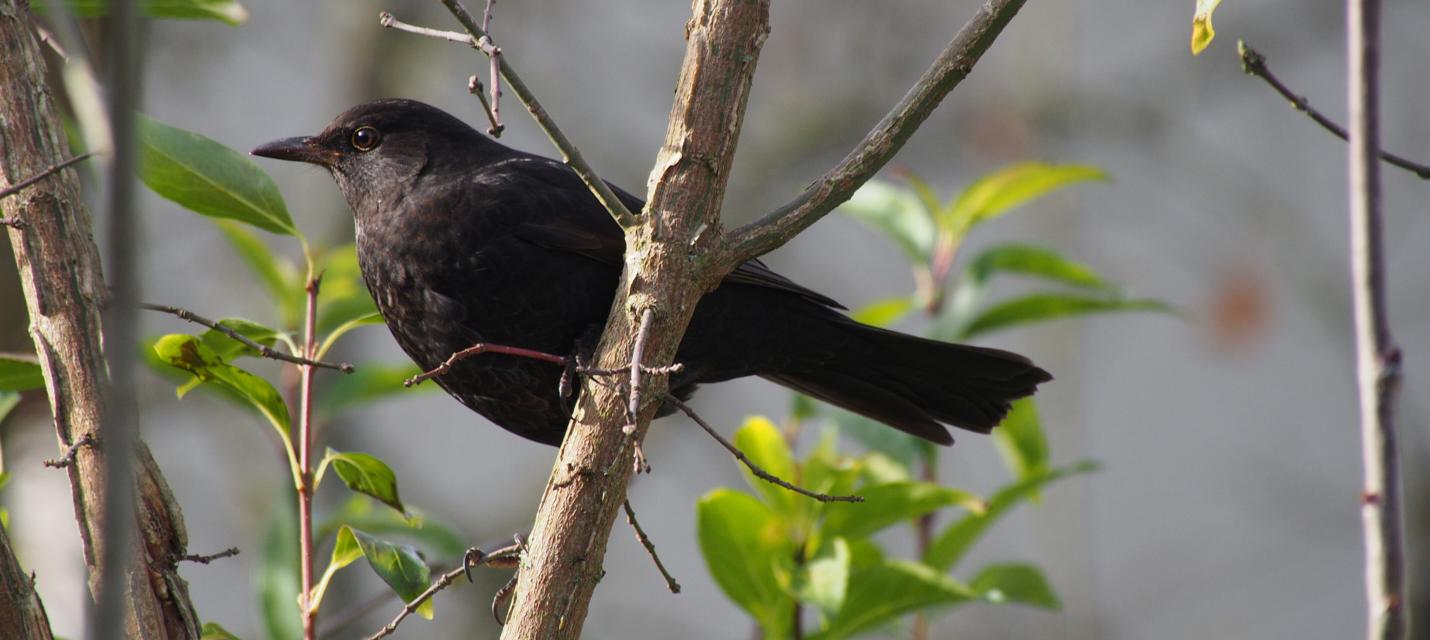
[367, 542, 520, 640]
[2, 3, 200, 635]
[1239, 40, 1430, 180]
[1346, 1, 1406, 637]
[623, 499, 680, 594]
[720, 0, 1029, 267]
[0, 153, 91, 202]
[403, 342, 567, 387]
[140, 303, 355, 373]
[427, 1, 639, 228]
[666, 396, 861, 504]
[0, 522, 53, 639]
[176, 547, 239, 565]
[42, 432, 95, 468]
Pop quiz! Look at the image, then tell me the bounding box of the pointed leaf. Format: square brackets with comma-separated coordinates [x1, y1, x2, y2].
[696, 489, 794, 638]
[0, 354, 44, 391]
[810, 560, 977, 640]
[309, 525, 364, 614]
[324, 494, 468, 560]
[139, 114, 297, 235]
[152, 334, 291, 438]
[1191, 0, 1223, 55]
[971, 563, 1061, 609]
[947, 163, 1107, 232]
[197, 318, 281, 361]
[924, 461, 1099, 571]
[347, 526, 435, 619]
[964, 244, 1112, 291]
[838, 180, 936, 262]
[733, 416, 798, 510]
[959, 293, 1172, 340]
[821, 481, 983, 541]
[321, 449, 406, 515]
[199, 622, 243, 640]
[44, 0, 250, 25]
[991, 399, 1048, 481]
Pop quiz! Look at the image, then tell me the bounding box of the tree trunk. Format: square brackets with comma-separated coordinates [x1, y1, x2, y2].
[0, 522, 54, 639]
[0, 3, 200, 637]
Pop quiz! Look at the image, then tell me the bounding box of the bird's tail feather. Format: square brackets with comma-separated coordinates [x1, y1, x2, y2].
[763, 323, 1051, 445]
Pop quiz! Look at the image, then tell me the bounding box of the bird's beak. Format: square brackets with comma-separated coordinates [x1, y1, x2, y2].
[251, 136, 334, 165]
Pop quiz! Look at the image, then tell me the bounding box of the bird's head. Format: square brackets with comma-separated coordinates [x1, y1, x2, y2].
[252, 99, 491, 211]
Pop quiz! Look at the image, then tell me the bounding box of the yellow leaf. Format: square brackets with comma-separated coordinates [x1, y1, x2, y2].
[1191, 0, 1223, 55]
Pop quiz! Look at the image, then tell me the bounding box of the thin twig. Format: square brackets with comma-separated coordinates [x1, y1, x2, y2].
[0, 153, 92, 201]
[411, 1, 640, 228]
[43, 433, 95, 468]
[1240, 40, 1430, 180]
[368, 542, 521, 639]
[0, 216, 23, 229]
[177, 547, 239, 565]
[139, 303, 354, 373]
[627, 308, 654, 432]
[377, 12, 474, 44]
[623, 499, 680, 594]
[35, 24, 68, 60]
[467, 74, 505, 136]
[404, 342, 567, 387]
[1346, 1, 1406, 637]
[721, 0, 1029, 267]
[665, 395, 862, 503]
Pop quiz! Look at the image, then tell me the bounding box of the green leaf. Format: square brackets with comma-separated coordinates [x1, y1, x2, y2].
[858, 452, 911, 486]
[309, 525, 365, 615]
[924, 461, 1099, 572]
[963, 244, 1112, 292]
[733, 416, 798, 511]
[197, 318, 281, 362]
[794, 537, 850, 617]
[199, 622, 243, 640]
[319, 449, 406, 516]
[991, 399, 1047, 481]
[1192, 0, 1222, 54]
[323, 494, 468, 560]
[820, 481, 983, 541]
[139, 114, 296, 235]
[37, 0, 249, 25]
[0, 354, 44, 391]
[810, 560, 976, 640]
[315, 363, 426, 420]
[257, 503, 302, 640]
[958, 293, 1171, 341]
[946, 163, 1107, 232]
[0, 392, 20, 425]
[971, 563, 1061, 609]
[839, 180, 936, 262]
[214, 219, 302, 325]
[347, 526, 435, 620]
[696, 489, 794, 638]
[152, 334, 291, 439]
[316, 245, 378, 333]
[850, 296, 916, 328]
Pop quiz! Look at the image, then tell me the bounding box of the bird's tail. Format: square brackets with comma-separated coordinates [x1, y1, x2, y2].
[763, 322, 1051, 445]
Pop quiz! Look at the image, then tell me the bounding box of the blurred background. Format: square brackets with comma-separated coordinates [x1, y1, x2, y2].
[3, 0, 1428, 638]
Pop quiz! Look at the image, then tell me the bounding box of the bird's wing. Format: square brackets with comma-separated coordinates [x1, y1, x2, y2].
[491, 154, 845, 309]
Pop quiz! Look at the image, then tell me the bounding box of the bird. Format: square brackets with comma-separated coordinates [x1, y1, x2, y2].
[252, 98, 1051, 447]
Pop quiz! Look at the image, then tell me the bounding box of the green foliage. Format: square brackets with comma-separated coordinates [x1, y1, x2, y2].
[697, 489, 794, 639]
[970, 563, 1061, 609]
[34, 0, 249, 25]
[199, 622, 243, 640]
[953, 293, 1171, 341]
[316, 449, 406, 516]
[0, 354, 44, 391]
[0, 392, 20, 424]
[139, 114, 297, 236]
[153, 334, 291, 439]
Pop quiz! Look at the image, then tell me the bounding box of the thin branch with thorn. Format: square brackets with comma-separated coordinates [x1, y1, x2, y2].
[44, 432, 95, 468]
[404, 342, 567, 387]
[0, 153, 92, 201]
[367, 542, 522, 639]
[624, 499, 680, 593]
[177, 547, 239, 565]
[381, 2, 639, 228]
[665, 395, 862, 503]
[140, 303, 354, 373]
[1239, 40, 1430, 180]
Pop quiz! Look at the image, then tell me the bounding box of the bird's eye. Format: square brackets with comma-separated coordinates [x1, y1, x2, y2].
[351, 126, 381, 151]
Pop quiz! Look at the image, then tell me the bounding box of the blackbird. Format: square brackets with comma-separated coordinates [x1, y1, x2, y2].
[252, 99, 1051, 447]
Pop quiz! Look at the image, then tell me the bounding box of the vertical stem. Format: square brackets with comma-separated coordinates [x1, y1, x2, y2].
[1347, 0, 1404, 637]
[912, 447, 937, 640]
[93, 0, 142, 636]
[298, 272, 321, 640]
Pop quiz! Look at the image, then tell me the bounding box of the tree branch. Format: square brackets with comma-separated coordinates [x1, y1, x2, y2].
[623, 499, 681, 593]
[1346, 0, 1405, 637]
[498, 1, 770, 637]
[720, 0, 1028, 267]
[0, 523, 53, 639]
[140, 303, 355, 373]
[1239, 40, 1430, 180]
[0, 153, 91, 201]
[1, 3, 200, 636]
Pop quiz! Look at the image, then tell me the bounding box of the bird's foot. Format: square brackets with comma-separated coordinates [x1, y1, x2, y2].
[460, 534, 525, 625]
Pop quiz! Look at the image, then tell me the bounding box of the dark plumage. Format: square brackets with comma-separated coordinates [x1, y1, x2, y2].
[252, 99, 1051, 446]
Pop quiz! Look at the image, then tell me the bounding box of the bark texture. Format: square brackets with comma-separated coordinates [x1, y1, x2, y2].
[0, 523, 53, 639]
[0, 3, 200, 637]
[498, 1, 770, 637]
